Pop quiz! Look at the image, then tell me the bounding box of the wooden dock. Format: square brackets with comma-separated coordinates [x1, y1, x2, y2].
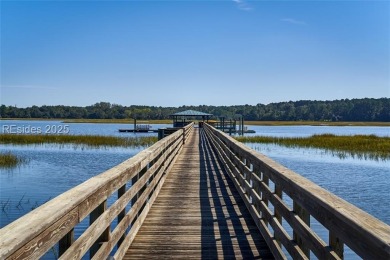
[1, 122, 390, 260]
[125, 129, 273, 259]
[118, 129, 158, 133]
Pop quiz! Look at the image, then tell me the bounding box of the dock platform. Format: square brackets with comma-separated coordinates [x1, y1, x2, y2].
[118, 129, 159, 133]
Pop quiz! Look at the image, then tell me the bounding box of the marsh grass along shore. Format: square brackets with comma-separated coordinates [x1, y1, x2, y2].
[0, 134, 158, 148]
[0, 134, 158, 168]
[236, 134, 390, 160]
[1, 132, 389, 166]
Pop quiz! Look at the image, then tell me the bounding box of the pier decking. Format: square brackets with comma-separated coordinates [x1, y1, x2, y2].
[125, 129, 273, 259]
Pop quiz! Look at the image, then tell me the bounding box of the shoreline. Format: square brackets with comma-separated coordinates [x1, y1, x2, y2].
[1, 118, 389, 126]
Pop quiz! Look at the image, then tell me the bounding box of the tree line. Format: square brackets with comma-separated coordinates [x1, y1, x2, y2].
[1, 98, 389, 122]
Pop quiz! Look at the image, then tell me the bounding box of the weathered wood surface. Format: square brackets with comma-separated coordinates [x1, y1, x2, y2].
[203, 123, 390, 260]
[0, 123, 193, 260]
[125, 129, 273, 259]
[2, 120, 389, 259]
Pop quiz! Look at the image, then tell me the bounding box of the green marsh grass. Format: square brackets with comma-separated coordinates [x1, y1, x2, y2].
[0, 152, 25, 168]
[0, 134, 158, 148]
[235, 134, 390, 160]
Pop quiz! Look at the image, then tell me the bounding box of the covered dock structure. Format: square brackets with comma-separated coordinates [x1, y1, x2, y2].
[170, 109, 213, 127]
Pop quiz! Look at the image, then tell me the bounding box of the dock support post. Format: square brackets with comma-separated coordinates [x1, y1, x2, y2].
[158, 128, 165, 140]
[241, 116, 244, 136]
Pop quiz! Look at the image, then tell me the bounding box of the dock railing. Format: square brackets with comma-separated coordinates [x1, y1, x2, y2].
[0, 123, 194, 260]
[203, 123, 390, 260]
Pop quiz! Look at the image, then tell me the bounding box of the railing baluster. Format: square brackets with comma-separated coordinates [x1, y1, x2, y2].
[329, 232, 344, 258]
[293, 201, 310, 258]
[263, 173, 270, 226]
[90, 200, 110, 258]
[245, 159, 252, 188]
[252, 166, 262, 218]
[117, 184, 126, 246]
[274, 184, 283, 246]
[59, 229, 74, 256]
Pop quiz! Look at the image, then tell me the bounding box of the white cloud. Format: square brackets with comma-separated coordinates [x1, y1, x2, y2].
[232, 0, 253, 11]
[281, 18, 307, 25]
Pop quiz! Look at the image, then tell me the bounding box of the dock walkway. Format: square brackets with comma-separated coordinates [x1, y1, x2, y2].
[2, 123, 389, 259]
[125, 129, 273, 259]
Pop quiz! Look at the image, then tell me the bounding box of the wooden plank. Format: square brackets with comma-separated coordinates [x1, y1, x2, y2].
[8, 207, 78, 259]
[204, 123, 390, 260]
[0, 125, 191, 259]
[91, 139, 183, 259]
[92, 132, 186, 260]
[204, 129, 285, 259]
[125, 129, 273, 259]
[253, 178, 339, 259]
[59, 138, 184, 259]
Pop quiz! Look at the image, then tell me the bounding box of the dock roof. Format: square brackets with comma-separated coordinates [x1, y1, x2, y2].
[170, 110, 213, 117]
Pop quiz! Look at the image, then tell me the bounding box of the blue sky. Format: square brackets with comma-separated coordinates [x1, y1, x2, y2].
[1, 0, 389, 107]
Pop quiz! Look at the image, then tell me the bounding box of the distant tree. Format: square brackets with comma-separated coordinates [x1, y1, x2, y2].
[1, 98, 389, 122]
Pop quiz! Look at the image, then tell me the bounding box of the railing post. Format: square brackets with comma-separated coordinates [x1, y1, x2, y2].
[253, 166, 262, 217]
[118, 184, 126, 246]
[263, 172, 270, 226]
[238, 156, 246, 191]
[183, 128, 185, 144]
[329, 232, 344, 258]
[274, 184, 283, 245]
[293, 201, 310, 258]
[245, 159, 252, 200]
[131, 165, 148, 226]
[59, 229, 74, 256]
[131, 172, 140, 219]
[89, 200, 110, 258]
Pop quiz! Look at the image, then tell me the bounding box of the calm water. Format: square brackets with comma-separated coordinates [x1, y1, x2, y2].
[243, 125, 389, 225]
[0, 119, 171, 136]
[244, 124, 390, 137]
[1, 120, 389, 259]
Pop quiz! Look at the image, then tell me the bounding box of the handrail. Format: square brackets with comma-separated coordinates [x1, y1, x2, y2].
[203, 123, 390, 260]
[0, 123, 194, 259]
